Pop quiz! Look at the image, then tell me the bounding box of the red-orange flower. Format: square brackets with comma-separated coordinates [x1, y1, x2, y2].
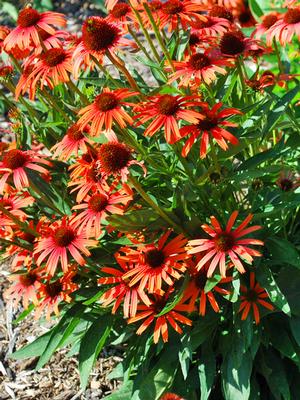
[77, 88, 137, 134]
[160, 393, 185, 400]
[167, 51, 233, 87]
[187, 211, 263, 277]
[253, 13, 281, 45]
[0, 190, 34, 226]
[72, 186, 132, 238]
[176, 102, 241, 158]
[189, 15, 231, 38]
[98, 255, 151, 318]
[51, 124, 91, 161]
[34, 217, 97, 276]
[219, 30, 262, 57]
[120, 230, 188, 295]
[128, 290, 192, 343]
[134, 94, 204, 143]
[267, 7, 300, 45]
[4, 7, 66, 51]
[106, 3, 137, 28]
[239, 272, 274, 324]
[0, 148, 52, 193]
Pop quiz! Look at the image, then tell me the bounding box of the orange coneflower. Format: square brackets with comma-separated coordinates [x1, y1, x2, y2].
[4, 7, 66, 51]
[176, 102, 241, 158]
[19, 48, 73, 97]
[134, 94, 204, 144]
[0, 190, 34, 226]
[208, 5, 234, 23]
[252, 13, 281, 45]
[239, 272, 274, 324]
[167, 51, 233, 87]
[106, 2, 137, 28]
[157, 0, 206, 31]
[15, 64, 52, 101]
[234, 3, 256, 28]
[160, 393, 185, 400]
[98, 255, 151, 318]
[34, 217, 97, 276]
[267, 7, 300, 45]
[120, 230, 188, 295]
[187, 211, 263, 277]
[179, 260, 231, 316]
[72, 17, 132, 78]
[71, 186, 132, 238]
[219, 29, 262, 57]
[33, 28, 70, 54]
[189, 15, 231, 38]
[77, 88, 137, 135]
[128, 290, 192, 343]
[96, 135, 146, 182]
[0, 148, 52, 193]
[35, 268, 79, 320]
[51, 124, 91, 161]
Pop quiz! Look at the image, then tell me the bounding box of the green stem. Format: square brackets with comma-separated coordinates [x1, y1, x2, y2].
[128, 176, 188, 236]
[66, 80, 89, 105]
[0, 237, 33, 251]
[4, 80, 39, 121]
[209, 140, 220, 173]
[0, 204, 39, 237]
[41, 89, 73, 123]
[143, 3, 176, 73]
[29, 179, 64, 216]
[0, 87, 15, 108]
[91, 55, 119, 87]
[236, 58, 249, 104]
[273, 39, 284, 73]
[129, 3, 162, 65]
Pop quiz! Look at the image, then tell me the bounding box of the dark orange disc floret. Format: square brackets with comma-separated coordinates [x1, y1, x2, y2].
[262, 14, 278, 29]
[53, 227, 76, 247]
[162, 0, 184, 15]
[95, 92, 119, 112]
[214, 232, 235, 252]
[144, 248, 165, 268]
[17, 8, 41, 28]
[40, 48, 67, 67]
[98, 142, 131, 174]
[157, 95, 180, 116]
[82, 17, 120, 52]
[19, 272, 37, 287]
[189, 33, 200, 46]
[284, 8, 300, 24]
[220, 31, 245, 55]
[244, 288, 259, 302]
[88, 194, 108, 212]
[2, 149, 28, 169]
[197, 116, 217, 131]
[110, 3, 131, 18]
[209, 5, 234, 22]
[44, 281, 63, 298]
[278, 178, 294, 191]
[189, 53, 211, 70]
[67, 124, 84, 141]
[194, 271, 207, 290]
[0, 66, 13, 77]
[86, 165, 102, 182]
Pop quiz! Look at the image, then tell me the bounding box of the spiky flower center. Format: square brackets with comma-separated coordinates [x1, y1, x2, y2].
[162, 0, 183, 15]
[40, 48, 67, 67]
[209, 5, 234, 22]
[215, 232, 235, 252]
[284, 8, 300, 24]
[87, 165, 102, 182]
[150, 0, 163, 11]
[20, 272, 37, 287]
[67, 124, 84, 141]
[98, 142, 131, 174]
[197, 116, 218, 131]
[238, 9, 253, 24]
[244, 288, 258, 302]
[262, 14, 278, 29]
[3, 149, 28, 169]
[194, 272, 207, 290]
[95, 92, 119, 112]
[144, 248, 165, 268]
[189, 33, 200, 46]
[17, 8, 41, 28]
[45, 281, 63, 298]
[220, 31, 245, 55]
[0, 66, 13, 77]
[279, 178, 293, 192]
[189, 53, 211, 70]
[53, 227, 76, 247]
[88, 194, 108, 212]
[82, 17, 120, 52]
[157, 95, 180, 116]
[111, 3, 131, 18]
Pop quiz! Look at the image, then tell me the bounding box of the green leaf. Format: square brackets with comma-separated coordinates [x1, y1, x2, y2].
[198, 343, 216, 400]
[12, 304, 35, 325]
[179, 342, 192, 380]
[138, 346, 179, 400]
[36, 304, 85, 370]
[222, 351, 252, 400]
[266, 237, 300, 268]
[157, 275, 189, 316]
[2, 2, 18, 20]
[103, 381, 134, 399]
[79, 316, 114, 389]
[290, 317, 300, 347]
[249, 0, 263, 19]
[10, 330, 53, 360]
[256, 265, 290, 315]
[204, 274, 222, 293]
